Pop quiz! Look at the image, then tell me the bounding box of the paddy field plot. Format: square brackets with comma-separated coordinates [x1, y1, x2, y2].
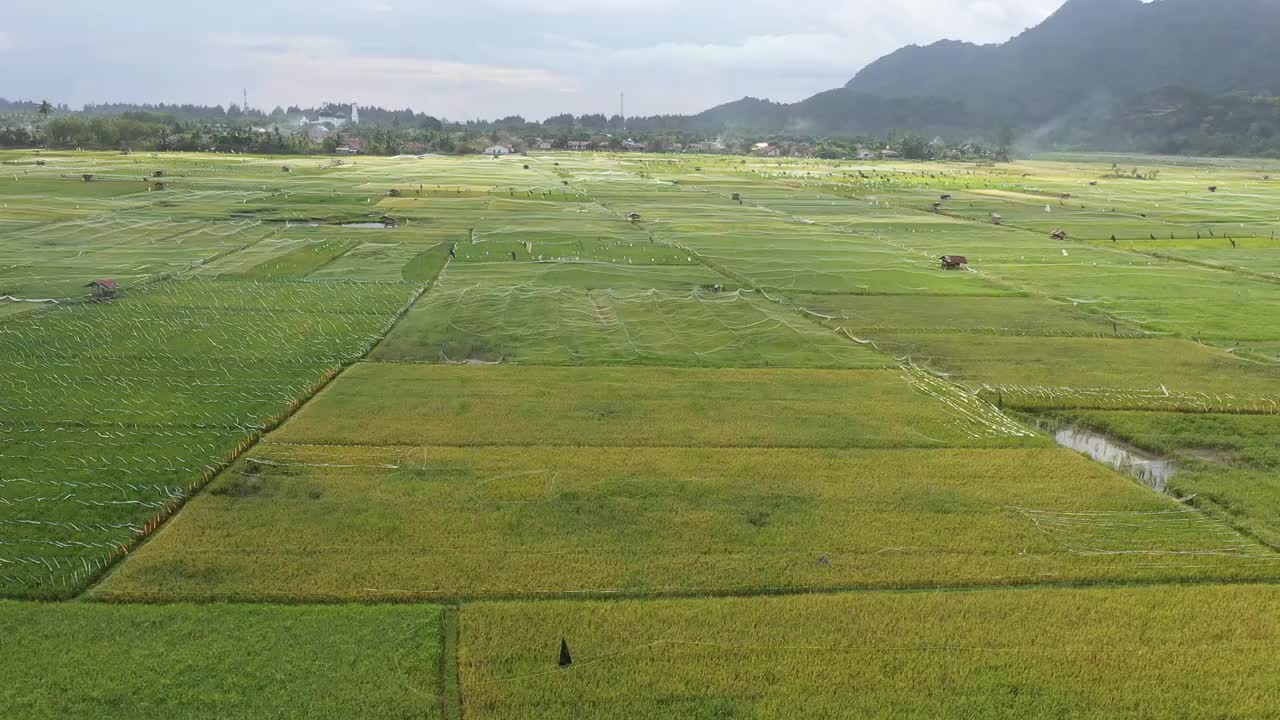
[0, 278, 417, 598]
[0, 601, 443, 720]
[871, 334, 1280, 413]
[0, 217, 279, 298]
[372, 285, 889, 367]
[460, 585, 1280, 720]
[434, 260, 725, 290]
[94, 444, 1277, 602]
[269, 364, 1043, 449]
[790, 294, 1123, 337]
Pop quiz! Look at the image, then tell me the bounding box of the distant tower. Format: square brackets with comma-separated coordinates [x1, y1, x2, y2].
[620, 92, 625, 132]
[351, 102, 359, 124]
[243, 88, 249, 113]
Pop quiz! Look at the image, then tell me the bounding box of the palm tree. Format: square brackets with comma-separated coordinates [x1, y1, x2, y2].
[38, 101, 53, 118]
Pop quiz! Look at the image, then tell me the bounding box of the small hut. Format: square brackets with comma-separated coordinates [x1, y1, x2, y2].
[387, 189, 402, 197]
[939, 194, 952, 201]
[34, 160, 46, 167]
[152, 182, 166, 191]
[1050, 229, 1068, 241]
[931, 202, 944, 213]
[626, 212, 642, 223]
[152, 170, 164, 178]
[991, 213, 1003, 225]
[380, 215, 399, 228]
[282, 165, 293, 173]
[1208, 186, 1219, 193]
[732, 193, 742, 202]
[940, 256, 969, 270]
[86, 279, 118, 301]
[82, 174, 95, 182]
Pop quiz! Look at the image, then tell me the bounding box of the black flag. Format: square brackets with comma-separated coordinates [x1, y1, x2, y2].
[559, 638, 573, 668]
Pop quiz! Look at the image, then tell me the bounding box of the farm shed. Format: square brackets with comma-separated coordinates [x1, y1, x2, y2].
[940, 256, 969, 270]
[483, 145, 513, 157]
[86, 279, 118, 301]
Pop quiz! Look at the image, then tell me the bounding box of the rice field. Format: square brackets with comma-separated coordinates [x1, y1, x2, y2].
[0, 277, 417, 598]
[3, 148, 1280, 717]
[0, 601, 445, 719]
[461, 585, 1280, 720]
[93, 444, 1276, 602]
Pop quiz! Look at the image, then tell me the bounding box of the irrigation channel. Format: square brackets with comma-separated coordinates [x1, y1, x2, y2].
[1052, 426, 1177, 492]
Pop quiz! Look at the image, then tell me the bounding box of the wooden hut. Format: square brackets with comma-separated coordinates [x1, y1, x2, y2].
[941, 256, 969, 270]
[86, 279, 118, 301]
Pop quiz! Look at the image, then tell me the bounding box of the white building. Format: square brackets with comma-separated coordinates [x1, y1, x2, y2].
[483, 145, 513, 156]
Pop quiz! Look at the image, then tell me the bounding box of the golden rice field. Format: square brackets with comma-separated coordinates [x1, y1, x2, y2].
[3, 148, 1280, 718]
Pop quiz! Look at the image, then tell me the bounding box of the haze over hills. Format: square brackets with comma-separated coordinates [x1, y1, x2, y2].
[696, 0, 1280, 137]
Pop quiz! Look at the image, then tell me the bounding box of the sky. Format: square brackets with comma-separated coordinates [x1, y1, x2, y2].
[1, 0, 1065, 120]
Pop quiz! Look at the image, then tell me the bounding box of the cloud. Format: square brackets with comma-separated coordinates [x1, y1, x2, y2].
[4, 0, 1069, 118]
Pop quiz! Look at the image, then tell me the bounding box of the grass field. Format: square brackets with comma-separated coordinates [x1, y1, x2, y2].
[3, 148, 1280, 717]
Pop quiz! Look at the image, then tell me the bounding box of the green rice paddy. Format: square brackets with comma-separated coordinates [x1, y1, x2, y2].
[2, 148, 1279, 717]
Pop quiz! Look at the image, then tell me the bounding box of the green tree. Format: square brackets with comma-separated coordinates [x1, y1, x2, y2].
[38, 100, 53, 118]
[995, 125, 1015, 162]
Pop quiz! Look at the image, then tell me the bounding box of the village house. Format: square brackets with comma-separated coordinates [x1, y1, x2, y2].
[940, 255, 968, 270]
[880, 148, 901, 159]
[483, 144, 513, 157]
[335, 138, 364, 155]
[567, 140, 593, 151]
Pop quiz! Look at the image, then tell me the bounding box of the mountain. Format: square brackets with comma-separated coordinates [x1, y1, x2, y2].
[692, 92, 968, 135]
[847, 0, 1280, 126]
[692, 0, 1280, 137]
